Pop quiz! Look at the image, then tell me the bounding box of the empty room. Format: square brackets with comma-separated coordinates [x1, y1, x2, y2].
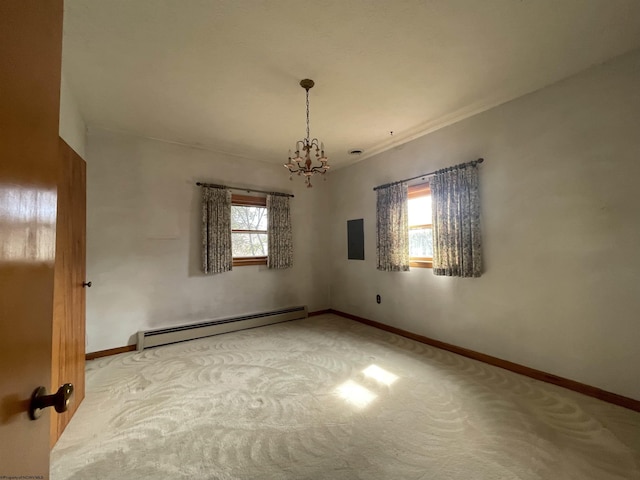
[1, 1, 640, 479]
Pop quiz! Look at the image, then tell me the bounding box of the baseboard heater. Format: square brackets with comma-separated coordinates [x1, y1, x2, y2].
[136, 306, 308, 351]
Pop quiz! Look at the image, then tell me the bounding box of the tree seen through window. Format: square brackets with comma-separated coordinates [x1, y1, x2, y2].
[231, 201, 267, 258]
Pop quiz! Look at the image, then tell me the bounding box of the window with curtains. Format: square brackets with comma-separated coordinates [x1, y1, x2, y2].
[408, 183, 433, 268]
[375, 161, 482, 277]
[231, 194, 268, 266]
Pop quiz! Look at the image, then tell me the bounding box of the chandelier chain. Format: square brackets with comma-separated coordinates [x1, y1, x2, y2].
[306, 89, 310, 140]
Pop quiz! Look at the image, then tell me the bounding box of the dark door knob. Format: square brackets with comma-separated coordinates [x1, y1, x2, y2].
[82, 281, 92, 288]
[29, 383, 74, 420]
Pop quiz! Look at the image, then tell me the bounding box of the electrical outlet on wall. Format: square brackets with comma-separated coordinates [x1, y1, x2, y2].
[376, 294, 381, 304]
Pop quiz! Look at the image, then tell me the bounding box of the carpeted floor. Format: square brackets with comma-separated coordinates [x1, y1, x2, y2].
[51, 314, 640, 480]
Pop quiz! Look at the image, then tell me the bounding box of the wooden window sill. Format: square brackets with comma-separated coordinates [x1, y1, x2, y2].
[410, 260, 433, 269]
[233, 257, 267, 267]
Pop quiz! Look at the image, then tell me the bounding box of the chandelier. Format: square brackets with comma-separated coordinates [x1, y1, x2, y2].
[284, 79, 329, 187]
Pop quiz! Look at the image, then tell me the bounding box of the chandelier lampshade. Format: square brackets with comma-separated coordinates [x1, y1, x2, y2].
[284, 79, 329, 187]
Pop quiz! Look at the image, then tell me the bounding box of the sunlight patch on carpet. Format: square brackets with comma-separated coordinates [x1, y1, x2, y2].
[362, 364, 399, 386]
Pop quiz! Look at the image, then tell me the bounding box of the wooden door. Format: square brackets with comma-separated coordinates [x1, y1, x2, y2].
[0, 1, 63, 477]
[51, 140, 87, 447]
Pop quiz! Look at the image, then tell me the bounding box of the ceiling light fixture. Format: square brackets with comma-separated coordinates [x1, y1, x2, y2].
[284, 79, 329, 188]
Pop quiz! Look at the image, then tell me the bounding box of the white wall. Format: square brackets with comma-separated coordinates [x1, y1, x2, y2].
[328, 49, 640, 400]
[86, 129, 330, 352]
[59, 74, 86, 158]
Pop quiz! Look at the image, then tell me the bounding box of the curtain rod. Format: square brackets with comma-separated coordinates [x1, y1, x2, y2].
[373, 158, 484, 191]
[195, 182, 294, 198]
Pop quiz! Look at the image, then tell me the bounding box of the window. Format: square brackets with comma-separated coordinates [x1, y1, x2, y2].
[408, 183, 433, 268]
[231, 194, 267, 266]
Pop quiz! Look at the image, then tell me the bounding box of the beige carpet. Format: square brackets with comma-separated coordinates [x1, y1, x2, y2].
[51, 314, 640, 480]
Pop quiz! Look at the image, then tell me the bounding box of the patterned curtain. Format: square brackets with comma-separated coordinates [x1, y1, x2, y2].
[376, 183, 410, 271]
[201, 187, 232, 274]
[267, 195, 293, 269]
[431, 164, 482, 277]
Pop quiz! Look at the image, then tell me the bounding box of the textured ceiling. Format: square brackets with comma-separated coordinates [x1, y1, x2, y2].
[62, 0, 640, 169]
